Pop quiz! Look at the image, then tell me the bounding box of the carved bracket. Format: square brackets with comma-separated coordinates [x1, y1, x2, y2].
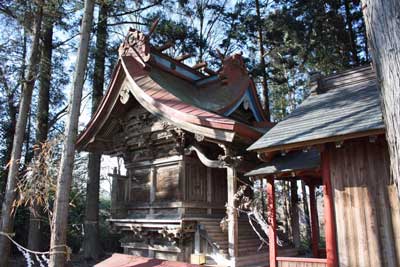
[184, 145, 242, 168]
[158, 227, 183, 241]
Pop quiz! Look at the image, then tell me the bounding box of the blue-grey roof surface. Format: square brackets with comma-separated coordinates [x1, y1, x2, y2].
[248, 66, 385, 151]
[245, 149, 320, 177]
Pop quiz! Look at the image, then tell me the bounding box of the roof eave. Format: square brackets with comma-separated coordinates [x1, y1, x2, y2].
[76, 61, 125, 151]
[249, 128, 386, 154]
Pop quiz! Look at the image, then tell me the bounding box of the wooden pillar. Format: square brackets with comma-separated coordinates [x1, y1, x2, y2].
[322, 150, 338, 267]
[309, 183, 320, 258]
[227, 166, 238, 266]
[267, 177, 277, 267]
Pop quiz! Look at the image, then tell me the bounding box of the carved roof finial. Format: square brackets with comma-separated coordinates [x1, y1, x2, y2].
[118, 28, 151, 65]
[218, 53, 247, 82]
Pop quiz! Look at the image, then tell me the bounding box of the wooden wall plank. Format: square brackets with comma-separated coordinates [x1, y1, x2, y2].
[329, 139, 400, 267]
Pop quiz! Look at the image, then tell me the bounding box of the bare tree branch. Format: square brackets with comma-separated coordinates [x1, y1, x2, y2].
[107, 21, 147, 27]
[109, 2, 162, 18]
[52, 33, 80, 49]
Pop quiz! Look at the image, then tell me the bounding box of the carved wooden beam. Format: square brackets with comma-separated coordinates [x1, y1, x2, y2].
[185, 144, 242, 168]
[185, 145, 225, 168]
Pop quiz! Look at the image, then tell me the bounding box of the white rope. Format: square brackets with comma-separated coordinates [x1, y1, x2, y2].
[0, 231, 50, 255]
[0, 231, 70, 267]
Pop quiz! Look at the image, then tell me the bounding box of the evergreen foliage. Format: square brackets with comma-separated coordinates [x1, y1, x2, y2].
[0, 0, 371, 264]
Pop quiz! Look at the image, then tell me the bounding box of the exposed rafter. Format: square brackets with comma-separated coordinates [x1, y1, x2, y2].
[192, 62, 207, 70]
[175, 54, 192, 62]
[155, 42, 173, 52]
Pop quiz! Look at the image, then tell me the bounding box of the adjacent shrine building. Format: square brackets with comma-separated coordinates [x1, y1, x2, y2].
[247, 65, 400, 267]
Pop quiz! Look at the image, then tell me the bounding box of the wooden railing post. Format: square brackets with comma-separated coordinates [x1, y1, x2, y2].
[309, 183, 320, 258]
[322, 150, 338, 267]
[267, 177, 277, 267]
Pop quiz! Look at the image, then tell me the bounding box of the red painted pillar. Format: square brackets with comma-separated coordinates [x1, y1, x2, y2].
[322, 150, 338, 267]
[267, 177, 277, 267]
[309, 183, 320, 258]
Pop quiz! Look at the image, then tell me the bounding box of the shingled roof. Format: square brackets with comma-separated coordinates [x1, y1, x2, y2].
[248, 65, 385, 152]
[245, 149, 320, 177]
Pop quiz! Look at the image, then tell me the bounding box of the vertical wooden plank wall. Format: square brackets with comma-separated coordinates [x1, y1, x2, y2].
[329, 139, 400, 267]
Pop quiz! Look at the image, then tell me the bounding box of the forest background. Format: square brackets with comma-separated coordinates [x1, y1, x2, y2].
[0, 0, 370, 265]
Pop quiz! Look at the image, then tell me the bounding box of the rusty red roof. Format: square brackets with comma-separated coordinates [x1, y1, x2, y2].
[95, 254, 200, 267]
[76, 28, 271, 151]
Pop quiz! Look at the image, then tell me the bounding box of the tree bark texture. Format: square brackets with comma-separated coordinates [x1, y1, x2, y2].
[83, 2, 107, 261]
[0, 31, 26, 204]
[361, 0, 400, 199]
[49, 0, 95, 266]
[255, 0, 271, 121]
[27, 14, 54, 251]
[282, 181, 290, 236]
[290, 180, 300, 248]
[301, 181, 311, 244]
[0, 3, 43, 266]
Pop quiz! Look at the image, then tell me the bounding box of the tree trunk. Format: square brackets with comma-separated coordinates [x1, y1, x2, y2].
[361, 0, 400, 198]
[0, 2, 43, 266]
[49, 0, 95, 266]
[27, 14, 54, 251]
[23, 108, 34, 166]
[290, 180, 300, 248]
[83, 2, 108, 260]
[0, 31, 26, 205]
[255, 0, 271, 121]
[282, 181, 291, 236]
[301, 181, 311, 245]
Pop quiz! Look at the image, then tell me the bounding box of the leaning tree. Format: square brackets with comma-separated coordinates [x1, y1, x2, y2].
[0, 1, 43, 266]
[49, 0, 95, 266]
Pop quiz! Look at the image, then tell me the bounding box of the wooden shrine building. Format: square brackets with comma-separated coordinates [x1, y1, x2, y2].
[246, 65, 400, 267]
[77, 28, 301, 267]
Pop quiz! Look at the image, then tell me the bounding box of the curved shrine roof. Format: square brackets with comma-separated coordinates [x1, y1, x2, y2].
[76, 28, 270, 151]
